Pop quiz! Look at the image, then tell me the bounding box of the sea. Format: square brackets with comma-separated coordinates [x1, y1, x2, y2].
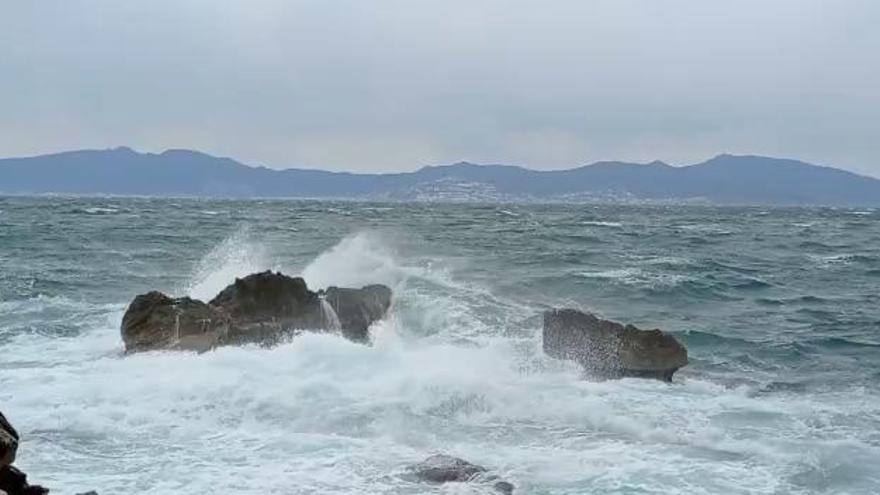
[1, 196, 879, 494]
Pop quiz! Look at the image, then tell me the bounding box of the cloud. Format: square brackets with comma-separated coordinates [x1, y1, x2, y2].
[0, 0, 878, 174]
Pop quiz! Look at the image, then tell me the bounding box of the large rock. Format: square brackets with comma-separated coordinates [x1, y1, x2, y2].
[121, 292, 231, 352]
[543, 309, 688, 381]
[121, 271, 392, 353]
[407, 455, 513, 494]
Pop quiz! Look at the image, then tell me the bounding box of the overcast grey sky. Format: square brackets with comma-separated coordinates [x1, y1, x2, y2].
[1, 0, 878, 174]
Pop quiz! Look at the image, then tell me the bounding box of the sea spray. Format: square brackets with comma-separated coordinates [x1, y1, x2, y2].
[301, 231, 404, 290]
[185, 226, 275, 301]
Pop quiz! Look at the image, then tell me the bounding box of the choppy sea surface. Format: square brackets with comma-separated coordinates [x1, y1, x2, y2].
[1, 197, 880, 494]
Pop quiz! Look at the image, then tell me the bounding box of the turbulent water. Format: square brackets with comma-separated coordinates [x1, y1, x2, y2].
[2, 197, 880, 494]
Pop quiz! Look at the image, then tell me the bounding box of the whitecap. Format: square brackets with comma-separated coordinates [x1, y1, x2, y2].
[580, 220, 622, 227]
[83, 207, 119, 214]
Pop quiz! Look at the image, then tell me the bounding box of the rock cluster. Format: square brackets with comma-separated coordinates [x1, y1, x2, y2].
[23, 276, 692, 491]
[543, 308, 688, 381]
[121, 271, 392, 353]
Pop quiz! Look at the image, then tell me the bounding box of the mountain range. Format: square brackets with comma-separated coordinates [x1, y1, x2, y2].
[1, 147, 879, 205]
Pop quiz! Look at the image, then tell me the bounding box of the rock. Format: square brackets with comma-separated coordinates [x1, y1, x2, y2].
[209, 271, 320, 325]
[121, 291, 231, 352]
[0, 466, 49, 495]
[322, 284, 392, 342]
[407, 455, 513, 493]
[0, 414, 49, 495]
[0, 413, 18, 468]
[493, 481, 515, 494]
[409, 454, 486, 483]
[209, 271, 324, 346]
[121, 271, 393, 352]
[543, 309, 688, 381]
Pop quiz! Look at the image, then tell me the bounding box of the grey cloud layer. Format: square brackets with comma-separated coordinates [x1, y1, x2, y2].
[1, 0, 878, 174]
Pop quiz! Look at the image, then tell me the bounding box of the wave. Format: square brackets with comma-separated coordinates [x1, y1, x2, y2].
[804, 336, 880, 349]
[580, 220, 622, 228]
[809, 253, 878, 266]
[576, 268, 691, 287]
[497, 209, 521, 217]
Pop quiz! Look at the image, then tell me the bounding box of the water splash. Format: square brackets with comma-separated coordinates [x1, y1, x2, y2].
[319, 295, 342, 331]
[301, 232, 404, 290]
[185, 227, 273, 301]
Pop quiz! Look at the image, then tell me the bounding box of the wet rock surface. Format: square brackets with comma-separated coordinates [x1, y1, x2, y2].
[543, 308, 688, 381]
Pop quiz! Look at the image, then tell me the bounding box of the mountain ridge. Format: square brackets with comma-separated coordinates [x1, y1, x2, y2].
[2, 147, 879, 205]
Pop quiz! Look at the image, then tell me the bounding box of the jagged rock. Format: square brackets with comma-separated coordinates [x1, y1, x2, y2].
[407, 455, 513, 494]
[121, 271, 392, 352]
[120, 292, 231, 352]
[543, 309, 688, 381]
[0, 413, 18, 468]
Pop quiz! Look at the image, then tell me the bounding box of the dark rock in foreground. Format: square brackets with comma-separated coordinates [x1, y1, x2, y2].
[543, 309, 688, 381]
[0, 413, 49, 495]
[0, 466, 49, 495]
[0, 413, 18, 469]
[407, 455, 514, 494]
[121, 271, 392, 353]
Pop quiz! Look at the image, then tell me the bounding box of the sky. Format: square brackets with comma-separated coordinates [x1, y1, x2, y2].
[1, 0, 878, 175]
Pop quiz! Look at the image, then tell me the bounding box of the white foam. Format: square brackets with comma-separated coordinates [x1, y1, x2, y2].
[83, 207, 119, 214]
[580, 220, 622, 227]
[576, 268, 691, 288]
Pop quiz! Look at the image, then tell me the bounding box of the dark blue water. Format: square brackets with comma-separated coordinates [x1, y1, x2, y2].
[1, 197, 879, 494]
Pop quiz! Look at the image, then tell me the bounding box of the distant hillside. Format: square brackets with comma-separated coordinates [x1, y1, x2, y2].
[2, 147, 879, 205]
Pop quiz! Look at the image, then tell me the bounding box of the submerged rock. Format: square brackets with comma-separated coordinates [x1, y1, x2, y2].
[121, 271, 392, 353]
[543, 309, 688, 381]
[407, 455, 514, 494]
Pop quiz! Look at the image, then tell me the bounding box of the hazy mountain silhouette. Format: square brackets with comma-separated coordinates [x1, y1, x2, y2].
[2, 147, 879, 205]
